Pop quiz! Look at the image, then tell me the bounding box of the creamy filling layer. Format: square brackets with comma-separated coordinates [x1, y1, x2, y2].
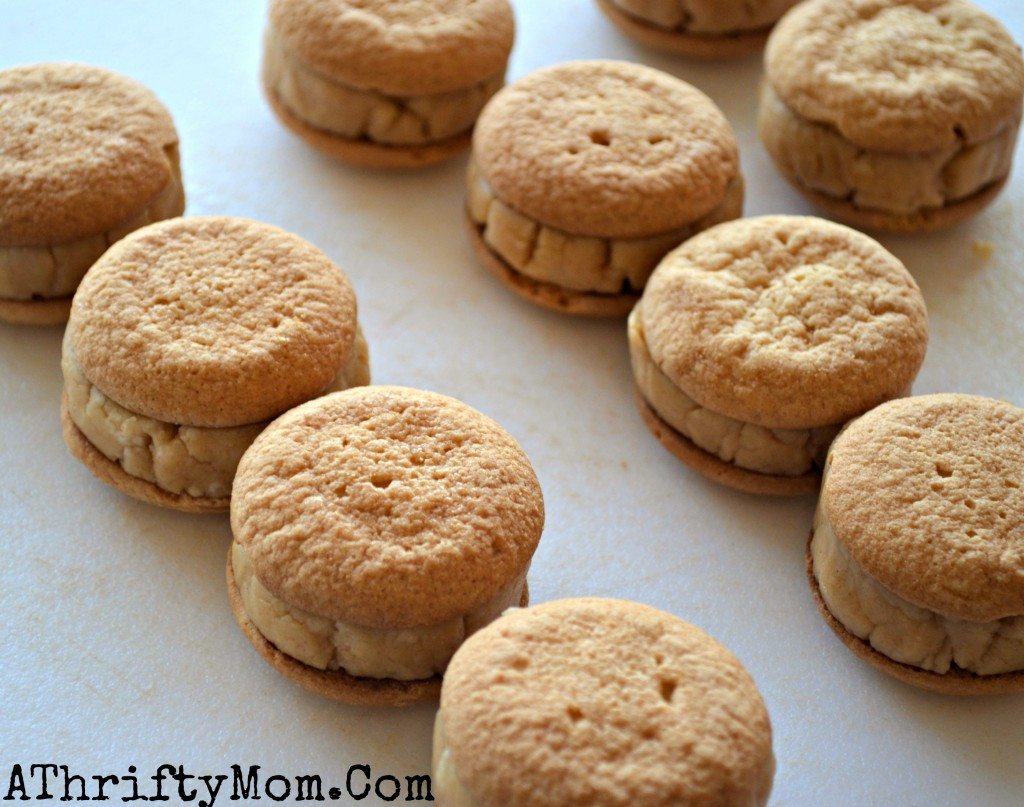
[467, 158, 743, 295]
[759, 83, 1018, 215]
[811, 489, 1024, 676]
[610, 0, 795, 35]
[431, 711, 479, 807]
[629, 309, 838, 476]
[232, 543, 527, 681]
[263, 27, 503, 146]
[0, 146, 184, 301]
[62, 327, 370, 499]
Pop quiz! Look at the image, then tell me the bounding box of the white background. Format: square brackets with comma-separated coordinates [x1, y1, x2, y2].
[1, 1, 1022, 804]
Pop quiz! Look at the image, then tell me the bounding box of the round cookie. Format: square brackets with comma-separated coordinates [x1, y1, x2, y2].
[629, 215, 928, 495]
[61, 216, 369, 512]
[433, 598, 775, 806]
[807, 394, 1024, 695]
[227, 386, 544, 706]
[595, 0, 800, 58]
[759, 0, 1024, 233]
[262, 0, 515, 168]
[467, 59, 743, 317]
[0, 62, 184, 325]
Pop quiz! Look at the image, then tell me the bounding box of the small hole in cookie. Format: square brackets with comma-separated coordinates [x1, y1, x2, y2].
[567, 146, 579, 155]
[654, 654, 664, 666]
[589, 129, 611, 146]
[511, 657, 529, 670]
[647, 134, 667, 145]
[966, 529, 977, 538]
[1005, 479, 1020, 489]
[935, 462, 953, 478]
[370, 474, 393, 489]
[641, 727, 659, 740]
[659, 678, 677, 703]
[566, 706, 583, 722]
[964, 498, 976, 509]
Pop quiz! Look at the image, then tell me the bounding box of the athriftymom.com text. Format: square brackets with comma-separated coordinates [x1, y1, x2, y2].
[3, 764, 433, 805]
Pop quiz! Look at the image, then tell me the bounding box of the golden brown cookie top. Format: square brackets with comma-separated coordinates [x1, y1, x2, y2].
[268, 0, 514, 96]
[231, 386, 544, 629]
[473, 60, 740, 239]
[0, 62, 180, 247]
[69, 216, 357, 428]
[441, 598, 774, 807]
[824, 394, 1024, 622]
[639, 215, 928, 429]
[765, 0, 1024, 152]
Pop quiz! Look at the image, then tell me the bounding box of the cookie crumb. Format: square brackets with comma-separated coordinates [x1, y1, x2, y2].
[971, 240, 995, 258]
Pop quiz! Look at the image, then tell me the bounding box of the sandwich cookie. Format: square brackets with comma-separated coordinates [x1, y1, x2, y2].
[467, 59, 743, 317]
[433, 598, 775, 806]
[808, 394, 1024, 695]
[262, 0, 515, 168]
[61, 216, 369, 512]
[227, 386, 544, 706]
[630, 215, 928, 496]
[595, 0, 800, 59]
[0, 62, 184, 325]
[759, 0, 1024, 233]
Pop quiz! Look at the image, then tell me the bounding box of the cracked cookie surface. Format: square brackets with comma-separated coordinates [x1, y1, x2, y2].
[638, 216, 928, 430]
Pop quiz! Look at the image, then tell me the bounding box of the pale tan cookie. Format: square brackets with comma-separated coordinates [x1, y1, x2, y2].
[262, 0, 514, 168]
[631, 215, 928, 495]
[433, 598, 775, 806]
[0, 62, 184, 325]
[759, 0, 1024, 233]
[808, 394, 1024, 695]
[467, 59, 743, 316]
[61, 216, 369, 512]
[228, 386, 544, 706]
[595, 0, 800, 58]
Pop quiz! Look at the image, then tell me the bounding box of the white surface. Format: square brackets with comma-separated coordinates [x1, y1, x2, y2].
[2, 1, 1023, 804]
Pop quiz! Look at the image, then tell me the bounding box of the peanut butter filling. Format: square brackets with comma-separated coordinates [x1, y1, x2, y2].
[61, 327, 370, 499]
[629, 308, 839, 476]
[759, 83, 1019, 216]
[467, 158, 743, 295]
[263, 27, 503, 147]
[609, 0, 796, 35]
[431, 711, 480, 807]
[232, 542, 527, 681]
[811, 478, 1024, 676]
[0, 146, 184, 302]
